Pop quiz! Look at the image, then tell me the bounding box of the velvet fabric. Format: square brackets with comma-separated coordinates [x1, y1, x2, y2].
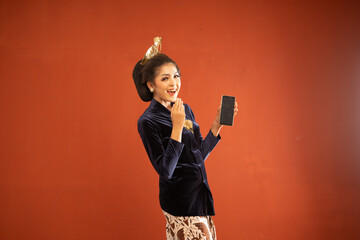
[137, 99, 220, 216]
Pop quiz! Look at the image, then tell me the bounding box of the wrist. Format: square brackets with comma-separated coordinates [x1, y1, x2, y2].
[171, 127, 183, 142]
[211, 122, 222, 137]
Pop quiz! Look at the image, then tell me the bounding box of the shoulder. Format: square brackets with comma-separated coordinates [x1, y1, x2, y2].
[138, 110, 152, 125]
[184, 103, 192, 112]
[137, 107, 156, 128]
[137, 113, 160, 139]
[184, 103, 195, 120]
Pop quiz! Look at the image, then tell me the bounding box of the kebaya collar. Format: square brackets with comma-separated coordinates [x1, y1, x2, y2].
[149, 98, 172, 114]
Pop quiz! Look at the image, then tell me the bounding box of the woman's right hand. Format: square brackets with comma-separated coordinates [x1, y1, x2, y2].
[170, 98, 185, 142]
[171, 98, 185, 129]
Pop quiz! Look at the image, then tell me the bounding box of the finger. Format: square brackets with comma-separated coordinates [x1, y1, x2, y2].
[176, 99, 182, 111]
[173, 98, 180, 110]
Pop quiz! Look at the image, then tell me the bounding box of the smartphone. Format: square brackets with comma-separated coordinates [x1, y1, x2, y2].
[220, 95, 235, 126]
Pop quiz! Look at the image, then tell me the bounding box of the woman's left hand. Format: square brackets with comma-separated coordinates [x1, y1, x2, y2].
[211, 101, 238, 137]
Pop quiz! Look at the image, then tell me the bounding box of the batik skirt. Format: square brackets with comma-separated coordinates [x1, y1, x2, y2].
[162, 210, 217, 240]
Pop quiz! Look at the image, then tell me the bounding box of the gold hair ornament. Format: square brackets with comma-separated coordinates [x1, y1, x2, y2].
[140, 37, 162, 65]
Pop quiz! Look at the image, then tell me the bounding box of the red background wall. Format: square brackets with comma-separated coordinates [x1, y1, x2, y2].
[1, 0, 360, 239]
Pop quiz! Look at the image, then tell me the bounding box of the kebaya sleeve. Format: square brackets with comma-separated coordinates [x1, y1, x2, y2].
[200, 130, 221, 161]
[187, 105, 221, 161]
[137, 117, 184, 180]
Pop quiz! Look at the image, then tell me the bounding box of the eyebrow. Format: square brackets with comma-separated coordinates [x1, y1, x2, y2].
[160, 72, 179, 77]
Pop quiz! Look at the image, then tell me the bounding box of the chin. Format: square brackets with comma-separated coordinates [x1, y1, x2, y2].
[169, 96, 177, 102]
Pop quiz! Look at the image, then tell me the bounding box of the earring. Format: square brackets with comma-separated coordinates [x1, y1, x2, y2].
[150, 88, 154, 93]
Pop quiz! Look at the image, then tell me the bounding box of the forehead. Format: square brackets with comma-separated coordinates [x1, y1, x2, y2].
[156, 63, 178, 75]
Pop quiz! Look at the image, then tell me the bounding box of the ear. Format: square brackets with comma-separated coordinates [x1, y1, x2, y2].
[146, 81, 154, 91]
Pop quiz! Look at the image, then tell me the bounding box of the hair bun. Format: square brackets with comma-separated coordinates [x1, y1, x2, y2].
[132, 60, 153, 102]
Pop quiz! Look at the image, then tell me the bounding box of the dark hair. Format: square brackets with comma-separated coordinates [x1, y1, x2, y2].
[132, 53, 180, 102]
[142, 53, 180, 85]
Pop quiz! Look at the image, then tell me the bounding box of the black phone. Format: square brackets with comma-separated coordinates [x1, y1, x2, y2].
[220, 95, 235, 126]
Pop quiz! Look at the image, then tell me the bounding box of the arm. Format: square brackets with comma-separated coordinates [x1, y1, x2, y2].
[200, 129, 221, 161]
[189, 101, 238, 161]
[187, 106, 221, 161]
[138, 117, 184, 180]
[138, 99, 186, 179]
[210, 105, 223, 137]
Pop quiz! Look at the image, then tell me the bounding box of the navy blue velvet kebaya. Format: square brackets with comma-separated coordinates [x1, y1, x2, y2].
[138, 99, 220, 216]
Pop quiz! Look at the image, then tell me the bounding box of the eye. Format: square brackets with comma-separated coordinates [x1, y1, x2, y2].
[161, 77, 168, 81]
[174, 74, 180, 78]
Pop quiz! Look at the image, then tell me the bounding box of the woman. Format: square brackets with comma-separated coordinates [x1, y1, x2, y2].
[133, 38, 237, 240]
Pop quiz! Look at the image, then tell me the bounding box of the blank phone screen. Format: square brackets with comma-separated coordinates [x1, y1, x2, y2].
[220, 95, 235, 126]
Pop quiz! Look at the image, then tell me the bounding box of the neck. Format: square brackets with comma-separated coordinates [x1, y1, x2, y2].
[153, 97, 172, 110]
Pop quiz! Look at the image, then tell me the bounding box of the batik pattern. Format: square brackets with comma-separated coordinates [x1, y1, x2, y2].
[163, 210, 217, 240]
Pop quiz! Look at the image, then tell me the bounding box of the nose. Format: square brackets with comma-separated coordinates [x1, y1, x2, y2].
[169, 76, 176, 85]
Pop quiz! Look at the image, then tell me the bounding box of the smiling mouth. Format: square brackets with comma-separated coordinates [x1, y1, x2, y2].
[167, 89, 177, 95]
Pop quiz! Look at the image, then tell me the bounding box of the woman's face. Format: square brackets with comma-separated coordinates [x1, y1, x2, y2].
[147, 63, 181, 108]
